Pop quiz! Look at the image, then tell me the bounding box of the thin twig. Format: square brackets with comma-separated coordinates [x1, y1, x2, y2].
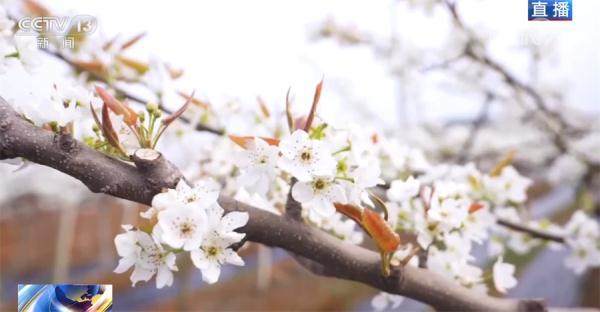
[42, 48, 224, 135]
[497, 218, 565, 244]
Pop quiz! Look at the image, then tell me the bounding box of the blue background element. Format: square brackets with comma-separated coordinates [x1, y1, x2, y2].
[528, 0, 573, 20]
[18, 284, 111, 312]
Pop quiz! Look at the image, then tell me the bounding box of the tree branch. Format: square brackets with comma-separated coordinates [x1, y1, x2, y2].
[285, 178, 303, 221]
[497, 218, 566, 244]
[0, 97, 544, 311]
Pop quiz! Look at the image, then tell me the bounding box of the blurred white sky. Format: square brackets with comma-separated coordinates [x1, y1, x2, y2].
[16, 0, 600, 127]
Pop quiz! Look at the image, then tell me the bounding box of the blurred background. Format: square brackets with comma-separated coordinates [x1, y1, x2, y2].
[1, 0, 599, 310]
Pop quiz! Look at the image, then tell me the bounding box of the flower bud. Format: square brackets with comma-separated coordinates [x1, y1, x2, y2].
[146, 102, 159, 113]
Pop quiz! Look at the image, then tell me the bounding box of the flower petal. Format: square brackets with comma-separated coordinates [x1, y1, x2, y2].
[224, 248, 245, 266]
[201, 262, 221, 284]
[114, 257, 135, 274]
[156, 265, 174, 289]
[292, 182, 314, 203]
[221, 211, 249, 232]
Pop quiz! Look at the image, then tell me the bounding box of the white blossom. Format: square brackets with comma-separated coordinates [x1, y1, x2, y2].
[427, 194, 469, 231]
[292, 175, 347, 216]
[235, 137, 279, 196]
[13, 35, 41, 71]
[144, 179, 219, 219]
[113, 225, 178, 289]
[387, 176, 420, 203]
[483, 166, 531, 205]
[278, 130, 336, 182]
[0, 6, 14, 37]
[156, 205, 207, 251]
[345, 162, 383, 204]
[493, 256, 517, 293]
[371, 292, 404, 311]
[563, 211, 600, 274]
[190, 204, 248, 284]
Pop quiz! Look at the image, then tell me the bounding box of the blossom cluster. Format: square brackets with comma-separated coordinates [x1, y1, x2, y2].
[1, 2, 599, 310]
[114, 180, 249, 287]
[232, 126, 386, 244]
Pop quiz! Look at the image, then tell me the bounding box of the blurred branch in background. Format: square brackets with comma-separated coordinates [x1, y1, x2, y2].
[314, 0, 599, 210]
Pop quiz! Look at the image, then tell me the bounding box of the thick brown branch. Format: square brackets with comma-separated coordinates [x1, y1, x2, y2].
[0, 97, 544, 311]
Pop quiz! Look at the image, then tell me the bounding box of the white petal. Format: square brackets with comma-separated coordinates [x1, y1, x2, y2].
[312, 198, 336, 217]
[493, 256, 517, 293]
[151, 191, 177, 210]
[183, 236, 203, 251]
[130, 265, 154, 287]
[371, 292, 388, 311]
[157, 211, 185, 249]
[206, 203, 225, 225]
[292, 182, 314, 203]
[164, 253, 179, 271]
[156, 265, 174, 289]
[326, 184, 347, 204]
[280, 130, 309, 158]
[114, 232, 137, 257]
[140, 207, 157, 219]
[224, 249, 245, 266]
[279, 159, 312, 182]
[201, 262, 221, 284]
[221, 211, 249, 232]
[176, 179, 191, 192]
[390, 294, 404, 308]
[114, 257, 135, 274]
[237, 170, 260, 187]
[417, 232, 433, 249]
[190, 250, 209, 269]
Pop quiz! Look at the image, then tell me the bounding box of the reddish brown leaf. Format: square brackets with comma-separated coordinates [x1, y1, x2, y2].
[116, 55, 149, 75]
[304, 79, 324, 132]
[362, 208, 401, 252]
[24, 0, 51, 17]
[257, 96, 270, 118]
[371, 133, 379, 144]
[120, 32, 146, 51]
[294, 116, 307, 131]
[177, 90, 210, 110]
[334, 203, 363, 224]
[101, 103, 122, 151]
[163, 91, 194, 126]
[95, 85, 138, 126]
[229, 135, 280, 149]
[72, 60, 106, 77]
[469, 202, 484, 214]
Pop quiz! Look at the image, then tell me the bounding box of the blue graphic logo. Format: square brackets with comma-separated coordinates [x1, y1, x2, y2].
[18, 284, 112, 312]
[529, 0, 572, 21]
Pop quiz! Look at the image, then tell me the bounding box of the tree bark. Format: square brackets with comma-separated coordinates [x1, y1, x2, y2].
[0, 97, 545, 311]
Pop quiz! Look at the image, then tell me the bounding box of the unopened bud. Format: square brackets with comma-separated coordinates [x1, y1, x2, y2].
[138, 111, 146, 123]
[49, 121, 59, 133]
[146, 102, 159, 113]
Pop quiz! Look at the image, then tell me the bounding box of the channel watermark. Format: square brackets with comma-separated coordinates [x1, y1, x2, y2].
[16, 15, 98, 49]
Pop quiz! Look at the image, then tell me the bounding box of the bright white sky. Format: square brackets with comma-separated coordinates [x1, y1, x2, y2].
[16, 0, 600, 127]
